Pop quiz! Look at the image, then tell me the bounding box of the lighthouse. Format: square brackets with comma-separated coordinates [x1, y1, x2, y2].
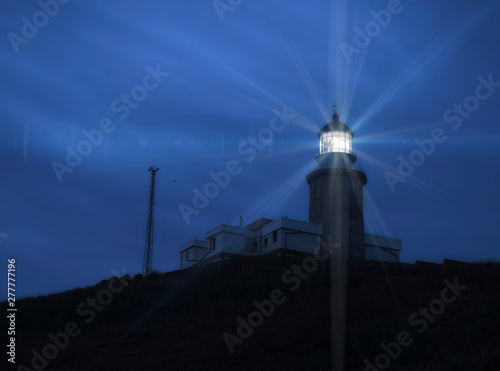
[306, 105, 367, 258]
[178, 104, 402, 270]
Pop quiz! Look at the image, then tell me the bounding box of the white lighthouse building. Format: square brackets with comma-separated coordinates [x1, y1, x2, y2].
[178, 105, 402, 269]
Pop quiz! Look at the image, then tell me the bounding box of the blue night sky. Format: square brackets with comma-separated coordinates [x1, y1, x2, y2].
[1, 0, 499, 298]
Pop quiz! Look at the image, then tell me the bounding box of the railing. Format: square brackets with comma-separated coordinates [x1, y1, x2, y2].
[314, 150, 365, 172]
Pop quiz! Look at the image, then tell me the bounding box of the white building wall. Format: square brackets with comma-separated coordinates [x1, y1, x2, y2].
[178, 221, 402, 269]
[281, 231, 321, 255]
[261, 218, 322, 255]
[179, 240, 209, 269]
[219, 232, 244, 254]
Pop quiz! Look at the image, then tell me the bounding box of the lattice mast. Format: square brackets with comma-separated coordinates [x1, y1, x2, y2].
[143, 166, 159, 276]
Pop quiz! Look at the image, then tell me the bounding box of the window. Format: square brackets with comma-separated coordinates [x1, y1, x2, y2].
[263, 238, 268, 248]
[313, 185, 317, 194]
[349, 217, 356, 227]
[210, 237, 216, 251]
[319, 131, 352, 155]
[273, 230, 277, 243]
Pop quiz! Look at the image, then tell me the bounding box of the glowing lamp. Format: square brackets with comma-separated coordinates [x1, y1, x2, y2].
[316, 108, 356, 164]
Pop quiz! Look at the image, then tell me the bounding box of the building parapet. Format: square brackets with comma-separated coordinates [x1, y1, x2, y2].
[178, 239, 208, 253]
[364, 233, 402, 251]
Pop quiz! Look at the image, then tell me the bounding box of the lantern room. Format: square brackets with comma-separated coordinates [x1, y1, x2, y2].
[316, 107, 356, 164]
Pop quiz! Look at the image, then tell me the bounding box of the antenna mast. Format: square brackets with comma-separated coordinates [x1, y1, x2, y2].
[143, 166, 159, 276]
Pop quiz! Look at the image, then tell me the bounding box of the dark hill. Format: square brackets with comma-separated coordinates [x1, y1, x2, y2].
[7, 256, 500, 371]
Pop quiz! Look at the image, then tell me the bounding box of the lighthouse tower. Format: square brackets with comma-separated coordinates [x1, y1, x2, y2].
[306, 105, 367, 258]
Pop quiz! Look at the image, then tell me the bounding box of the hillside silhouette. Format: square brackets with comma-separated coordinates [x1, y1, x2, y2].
[9, 256, 500, 371]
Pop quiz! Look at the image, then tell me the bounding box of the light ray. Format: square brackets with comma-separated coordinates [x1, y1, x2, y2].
[285, 41, 329, 121]
[353, 121, 445, 142]
[209, 58, 320, 134]
[240, 160, 317, 220]
[344, 48, 368, 123]
[354, 1, 497, 131]
[362, 189, 405, 316]
[356, 150, 455, 200]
